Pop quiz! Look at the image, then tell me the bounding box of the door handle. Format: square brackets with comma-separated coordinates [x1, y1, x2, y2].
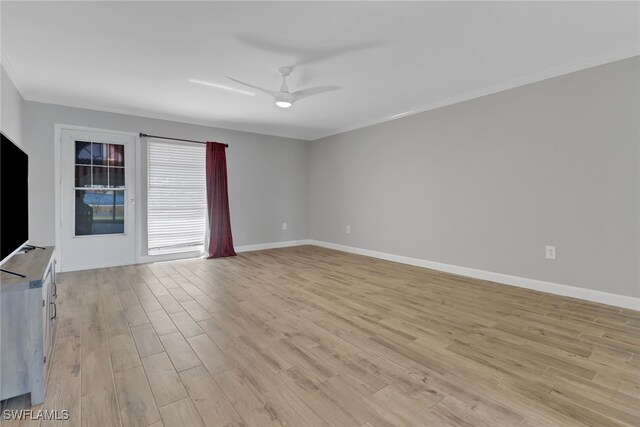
[50, 302, 57, 320]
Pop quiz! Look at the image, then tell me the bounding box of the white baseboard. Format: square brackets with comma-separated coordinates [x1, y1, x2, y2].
[138, 250, 203, 265]
[62, 241, 312, 271]
[60, 259, 139, 273]
[235, 239, 312, 253]
[63, 238, 638, 310]
[138, 240, 311, 263]
[308, 240, 640, 311]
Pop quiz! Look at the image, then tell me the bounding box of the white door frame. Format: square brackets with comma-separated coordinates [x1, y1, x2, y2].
[54, 124, 142, 272]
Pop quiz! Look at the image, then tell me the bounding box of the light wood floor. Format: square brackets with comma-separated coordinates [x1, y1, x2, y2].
[2, 246, 639, 427]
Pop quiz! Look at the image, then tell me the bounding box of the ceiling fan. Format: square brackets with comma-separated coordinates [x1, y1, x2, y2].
[226, 66, 341, 108]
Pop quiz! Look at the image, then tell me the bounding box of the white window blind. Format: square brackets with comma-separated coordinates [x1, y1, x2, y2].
[147, 140, 206, 255]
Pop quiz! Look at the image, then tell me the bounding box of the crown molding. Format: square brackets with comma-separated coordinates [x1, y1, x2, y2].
[7, 47, 639, 142]
[308, 47, 640, 141]
[21, 95, 307, 142]
[0, 52, 26, 98]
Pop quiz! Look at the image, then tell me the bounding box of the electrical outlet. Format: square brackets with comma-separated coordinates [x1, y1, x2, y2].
[282, 222, 287, 230]
[346, 225, 351, 234]
[545, 245, 557, 260]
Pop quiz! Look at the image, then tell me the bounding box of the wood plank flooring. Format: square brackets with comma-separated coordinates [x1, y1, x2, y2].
[1, 245, 639, 426]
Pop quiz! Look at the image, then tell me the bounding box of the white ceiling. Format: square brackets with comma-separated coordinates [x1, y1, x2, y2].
[2, 1, 638, 141]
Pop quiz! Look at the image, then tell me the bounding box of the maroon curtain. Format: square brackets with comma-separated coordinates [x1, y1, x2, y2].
[205, 142, 236, 258]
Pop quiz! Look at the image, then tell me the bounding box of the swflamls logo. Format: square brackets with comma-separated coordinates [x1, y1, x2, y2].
[2, 409, 70, 420]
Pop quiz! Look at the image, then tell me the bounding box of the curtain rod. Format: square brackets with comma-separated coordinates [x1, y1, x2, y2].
[139, 133, 228, 147]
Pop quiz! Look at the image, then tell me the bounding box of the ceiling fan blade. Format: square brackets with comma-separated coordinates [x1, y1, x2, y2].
[292, 86, 341, 102]
[226, 76, 278, 97]
[188, 79, 256, 96]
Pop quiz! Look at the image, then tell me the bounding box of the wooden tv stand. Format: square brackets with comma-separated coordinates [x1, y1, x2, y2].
[0, 246, 56, 405]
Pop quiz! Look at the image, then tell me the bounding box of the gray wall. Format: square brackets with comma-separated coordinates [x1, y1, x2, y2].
[15, 57, 640, 297]
[1, 65, 23, 147]
[309, 57, 640, 298]
[23, 102, 309, 249]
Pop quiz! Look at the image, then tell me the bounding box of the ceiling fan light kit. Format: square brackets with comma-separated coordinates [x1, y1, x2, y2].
[226, 66, 341, 109]
[275, 100, 293, 108]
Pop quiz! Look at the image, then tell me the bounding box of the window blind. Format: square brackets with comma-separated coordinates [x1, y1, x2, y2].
[147, 139, 206, 255]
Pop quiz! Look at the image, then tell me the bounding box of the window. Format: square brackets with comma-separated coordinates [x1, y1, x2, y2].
[74, 141, 125, 236]
[147, 140, 206, 255]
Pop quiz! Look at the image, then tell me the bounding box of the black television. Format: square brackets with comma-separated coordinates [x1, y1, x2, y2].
[1, 132, 29, 265]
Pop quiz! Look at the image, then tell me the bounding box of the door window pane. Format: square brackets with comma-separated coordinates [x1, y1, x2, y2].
[108, 144, 125, 167]
[75, 166, 92, 187]
[75, 141, 92, 165]
[93, 166, 108, 187]
[75, 190, 124, 235]
[92, 143, 106, 165]
[109, 168, 125, 188]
